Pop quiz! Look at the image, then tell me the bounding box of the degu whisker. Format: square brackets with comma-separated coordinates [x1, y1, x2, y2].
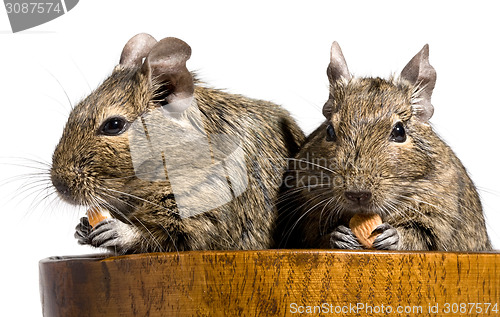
[100, 187, 171, 212]
[282, 196, 334, 246]
[286, 158, 336, 174]
[131, 215, 164, 253]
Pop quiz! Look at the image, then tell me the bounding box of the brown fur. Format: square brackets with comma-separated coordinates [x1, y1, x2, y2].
[51, 35, 305, 254]
[276, 44, 491, 251]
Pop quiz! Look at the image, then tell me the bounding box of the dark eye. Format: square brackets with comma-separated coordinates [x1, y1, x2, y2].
[99, 117, 128, 136]
[390, 122, 406, 143]
[326, 123, 337, 142]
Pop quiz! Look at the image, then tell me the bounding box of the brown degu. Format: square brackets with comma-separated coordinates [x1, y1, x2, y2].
[276, 42, 492, 251]
[50, 33, 305, 254]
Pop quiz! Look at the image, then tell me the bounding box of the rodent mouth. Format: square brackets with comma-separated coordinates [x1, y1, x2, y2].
[343, 201, 382, 217]
[50, 165, 150, 217]
[341, 189, 380, 216]
[51, 180, 133, 218]
[53, 187, 91, 206]
[347, 205, 375, 214]
[51, 182, 94, 207]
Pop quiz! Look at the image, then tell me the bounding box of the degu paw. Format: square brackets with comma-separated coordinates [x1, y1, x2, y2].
[74, 217, 139, 253]
[371, 223, 400, 250]
[74, 217, 92, 245]
[330, 225, 363, 250]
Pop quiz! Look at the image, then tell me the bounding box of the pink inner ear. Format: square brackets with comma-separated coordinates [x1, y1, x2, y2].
[401, 45, 436, 87]
[401, 44, 436, 122]
[328, 41, 351, 82]
[120, 33, 158, 68]
[142, 37, 194, 115]
[323, 41, 350, 119]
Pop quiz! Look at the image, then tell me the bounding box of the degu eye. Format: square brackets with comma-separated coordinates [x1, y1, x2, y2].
[326, 123, 337, 142]
[390, 121, 406, 143]
[99, 117, 129, 136]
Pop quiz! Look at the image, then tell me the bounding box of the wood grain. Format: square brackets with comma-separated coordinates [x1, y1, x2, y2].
[39, 250, 500, 316]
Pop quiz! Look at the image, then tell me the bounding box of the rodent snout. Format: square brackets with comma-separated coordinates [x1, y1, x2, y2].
[51, 173, 70, 197]
[344, 190, 372, 205]
[50, 165, 88, 205]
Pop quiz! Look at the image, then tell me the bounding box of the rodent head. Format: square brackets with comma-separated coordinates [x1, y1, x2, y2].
[50, 33, 194, 216]
[317, 42, 437, 218]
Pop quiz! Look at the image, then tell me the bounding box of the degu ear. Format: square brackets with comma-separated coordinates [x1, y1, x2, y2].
[141, 37, 194, 115]
[400, 44, 437, 122]
[119, 33, 158, 68]
[323, 41, 351, 118]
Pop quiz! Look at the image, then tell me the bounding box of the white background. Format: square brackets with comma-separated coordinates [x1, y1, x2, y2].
[1, 1, 499, 316]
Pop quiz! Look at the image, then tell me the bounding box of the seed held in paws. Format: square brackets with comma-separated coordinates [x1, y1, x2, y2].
[349, 213, 382, 248]
[87, 208, 112, 228]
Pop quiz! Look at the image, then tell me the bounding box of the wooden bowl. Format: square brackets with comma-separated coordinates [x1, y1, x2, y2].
[39, 250, 500, 316]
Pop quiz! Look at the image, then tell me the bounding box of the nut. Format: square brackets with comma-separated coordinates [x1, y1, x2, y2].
[86, 208, 111, 228]
[349, 213, 382, 248]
